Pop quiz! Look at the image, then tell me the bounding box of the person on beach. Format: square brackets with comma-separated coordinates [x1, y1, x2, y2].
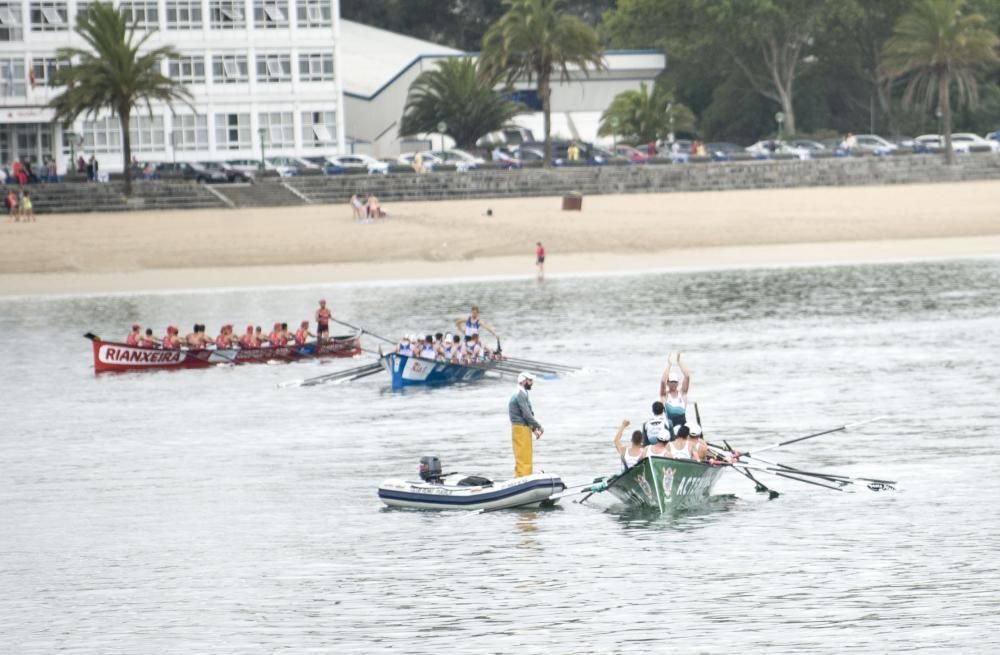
[350, 194, 365, 222]
[536, 241, 545, 281]
[668, 425, 694, 460]
[660, 352, 691, 429]
[126, 324, 141, 346]
[642, 401, 671, 445]
[21, 191, 33, 221]
[315, 299, 333, 341]
[140, 328, 160, 348]
[366, 194, 383, 219]
[509, 372, 543, 477]
[294, 320, 314, 345]
[455, 304, 499, 341]
[613, 419, 646, 471]
[6, 188, 19, 222]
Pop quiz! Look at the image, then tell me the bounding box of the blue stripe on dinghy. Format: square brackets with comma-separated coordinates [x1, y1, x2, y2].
[378, 478, 563, 506]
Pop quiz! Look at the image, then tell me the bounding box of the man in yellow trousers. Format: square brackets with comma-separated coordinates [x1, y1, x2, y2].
[509, 372, 543, 477]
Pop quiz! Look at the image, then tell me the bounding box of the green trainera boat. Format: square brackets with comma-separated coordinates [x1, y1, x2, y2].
[605, 456, 727, 512]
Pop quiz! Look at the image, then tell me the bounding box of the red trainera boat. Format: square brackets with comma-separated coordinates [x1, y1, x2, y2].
[88, 333, 363, 374]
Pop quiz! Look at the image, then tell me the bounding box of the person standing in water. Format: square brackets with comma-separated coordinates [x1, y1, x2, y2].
[536, 241, 545, 281]
[509, 372, 543, 477]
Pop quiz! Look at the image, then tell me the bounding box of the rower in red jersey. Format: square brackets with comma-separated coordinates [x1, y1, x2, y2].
[239, 324, 255, 348]
[315, 299, 334, 341]
[126, 324, 141, 346]
[216, 324, 235, 348]
[294, 320, 315, 345]
[268, 322, 286, 346]
[140, 327, 160, 348]
[253, 326, 265, 347]
[162, 326, 182, 349]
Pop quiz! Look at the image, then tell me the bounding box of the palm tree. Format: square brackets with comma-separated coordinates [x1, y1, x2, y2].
[881, 0, 999, 164]
[479, 0, 604, 166]
[50, 2, 191, 194]
[598, 82, 696, 145]
[400, 57, 525, 150]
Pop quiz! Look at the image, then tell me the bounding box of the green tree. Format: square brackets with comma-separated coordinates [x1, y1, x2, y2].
[479, 0, 605, 165]
[598, 82, 695, 144]
[399, 57, 524, 149]
[881, 0, 999, 163]
[50, 2, 190, 194]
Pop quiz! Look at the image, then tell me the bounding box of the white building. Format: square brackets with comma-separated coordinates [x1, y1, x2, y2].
[0, 0, 344, 172]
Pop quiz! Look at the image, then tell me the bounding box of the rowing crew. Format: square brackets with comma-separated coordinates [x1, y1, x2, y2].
[614, 419, 717, 471]
[395, 331, 500, 364]
[125, 320, 322, 350]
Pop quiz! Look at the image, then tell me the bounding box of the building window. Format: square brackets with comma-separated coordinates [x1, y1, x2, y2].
[120, 1, 158, 28]
[30, 1, 67, 31]
[30, 57, 68, 86]
[298, 51, 333, 82]
[210, 0, 244, 29]
[301, 110, 335, 147]
[296, 0, 329, 28]
[0, 3, 24, 41]
[82, 117, 121, 153]
[258, 111, 294, 147]
[168, 56, 205, 83]
[0, 58, 26, 96]
[255, 53, 290, 83]
[254, 0, 287, 28]
[172, 114, 208, 150]
[212, 54, 248, 83]
[165, 0, 202, 29]
[129, 115, 165, 151]
[215, 113, 251, 150]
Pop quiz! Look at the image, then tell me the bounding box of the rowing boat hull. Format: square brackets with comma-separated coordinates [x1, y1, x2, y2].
[381, 352, 493, 389]
[378, 473, 565, 511]
[90, 334, 362, 374]
[605, 456, 726, 513]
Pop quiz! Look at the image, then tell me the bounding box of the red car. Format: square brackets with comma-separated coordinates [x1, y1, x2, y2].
[614, 145, 649, 163]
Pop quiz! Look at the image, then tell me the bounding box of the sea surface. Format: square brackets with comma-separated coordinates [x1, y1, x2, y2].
[2, 259, 1000, 653]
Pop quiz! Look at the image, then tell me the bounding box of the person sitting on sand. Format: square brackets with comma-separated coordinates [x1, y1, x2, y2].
[613, 419, 646, 470]
[126, 324, 141, 346]
[366, 194, 383, 219]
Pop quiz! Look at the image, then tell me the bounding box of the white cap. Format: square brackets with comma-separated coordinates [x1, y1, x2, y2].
[668, 372, 682, 383]
[687, 423, 702, 436]
[517, 371, 536, 384]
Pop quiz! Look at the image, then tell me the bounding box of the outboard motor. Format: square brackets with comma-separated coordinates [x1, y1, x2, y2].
[418, 456, 443, 484]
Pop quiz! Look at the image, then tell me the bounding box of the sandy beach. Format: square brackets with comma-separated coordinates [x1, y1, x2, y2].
[2, 180, 998, 296]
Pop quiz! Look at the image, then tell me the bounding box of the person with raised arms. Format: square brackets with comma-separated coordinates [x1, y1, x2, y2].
[613, 419, 646, 471]
[509, 372, 543, 477]
[315, 299, 334, 342]
[455, 304, 500, 341]
[659, 352, 691, 430]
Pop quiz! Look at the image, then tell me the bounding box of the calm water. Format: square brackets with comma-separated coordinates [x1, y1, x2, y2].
[2, 260, 1000, 653]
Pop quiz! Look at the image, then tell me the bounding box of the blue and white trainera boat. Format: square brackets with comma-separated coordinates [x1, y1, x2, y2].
[378, 473, 566, 511]
[380, 352, 495, 390]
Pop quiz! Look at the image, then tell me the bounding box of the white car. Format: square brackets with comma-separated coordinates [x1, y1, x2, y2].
[325, 154, 389, 175]
[914, 134, 971, 153]
[851, 134, 898, 155]
[745, 140, 810, 159]
[266, 156, 318, 176]
[950, 132, 999, 153]
[421, 149, 484, 171]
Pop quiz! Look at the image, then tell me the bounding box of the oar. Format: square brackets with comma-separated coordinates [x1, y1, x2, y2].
[700, 404, 779, 499]
[333, 319, 394, 344]
[577, 476, 615, 504]
[734, 463, 846, 491]
[501, 356, 581, 372]
[279, 360, 383, 388]
[741, 416, 888, 458]
[740, 454, 896, 489]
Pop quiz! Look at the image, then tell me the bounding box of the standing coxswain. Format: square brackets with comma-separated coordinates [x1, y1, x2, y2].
[659, 352, 691, 430]
[455, 304, 500, 341]
[315, 299, 334, 341]
[509, 372, 543, 477]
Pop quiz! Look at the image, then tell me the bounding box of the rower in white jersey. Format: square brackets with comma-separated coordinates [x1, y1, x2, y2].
[396, 335, 414, 356]
[642, 401, 670, 445]
[419, 334, 436, 359]
[613, 419, 646, 471]
[454, 304, 500, 341]
[659, 351, 692, 430]
[646, 423, 672, 458]
[668, 425, 694, 460]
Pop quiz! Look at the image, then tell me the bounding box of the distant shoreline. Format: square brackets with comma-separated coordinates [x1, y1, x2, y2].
[2, 181, 999, 297]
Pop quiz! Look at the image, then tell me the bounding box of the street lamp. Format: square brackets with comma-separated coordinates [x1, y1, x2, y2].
[437, 121, 447, 153]
[258, 127, 268, 170]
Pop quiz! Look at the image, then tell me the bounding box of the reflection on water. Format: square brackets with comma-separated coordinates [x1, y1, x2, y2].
[2, 259, 1000, 653]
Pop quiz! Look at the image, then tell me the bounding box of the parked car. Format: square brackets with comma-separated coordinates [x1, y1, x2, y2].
[789, 139, 826, 152]
[184, 162, 229, 183]
[914, 134, 970, 154]
[421, 149, 483, 171]
[986, 131, 999, 142]
[397, 151, 443, 170]
[201, 161, 250, 182]
[266, 156, 317, 176]
[324, 154, 389, 175]
[851, 134, 898, 155]
[745, 140, 810, 159]
[226, 159, 264, 178]
[613, 144, 648, 163]
[513, 146, 547, 163]
[488, 147, 522, 169]
[950, 132, 999, 153]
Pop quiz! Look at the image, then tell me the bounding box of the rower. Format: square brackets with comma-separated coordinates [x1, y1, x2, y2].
[467, 333, 487, 362]
[613, 419, 646, 471]
[449, 334, 463, 362]
[196, 324, 214, 348]
[396, 335, 414, 356]
[442, 334, 454, 360]
[455, 304, 500, 341]
[642, 401, 670, 445]
[433, 332, 445, 358]
[668, 425, 694, 460]
[660, 352, 691, 430]
[509, 372, 543, 477]
[267, 322, 282, 346]
[294, 320, 314, 345]
[646, 426, 671, 458]
[419, 334, 436, 359]
[687, 423, 708, 463]
[126, 324, 141, 346]
[253, 326, 265, 347]
[280, 322, 293, 344]
[239, 325, 255, 348]
[315, 298, 334, 342]
[216, 325, 233, 348]
[140, 328, 160, 348]
[184, 324, 200, 348]
[162, 326, 182, 349]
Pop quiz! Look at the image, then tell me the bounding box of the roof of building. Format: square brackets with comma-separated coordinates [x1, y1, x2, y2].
[340, 20, 462, 98]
